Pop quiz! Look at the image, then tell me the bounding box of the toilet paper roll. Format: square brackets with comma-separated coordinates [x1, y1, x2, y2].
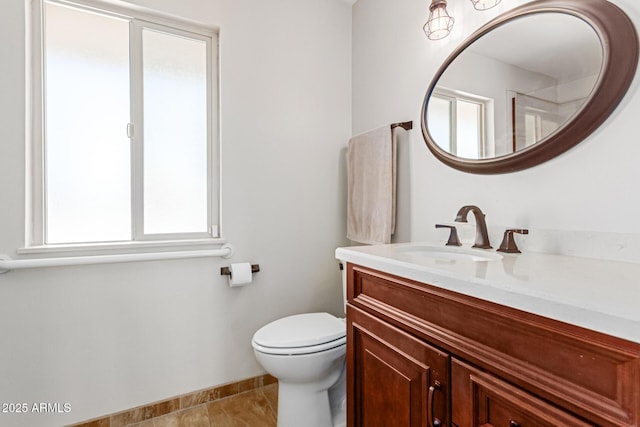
[228, 262, 253, 287]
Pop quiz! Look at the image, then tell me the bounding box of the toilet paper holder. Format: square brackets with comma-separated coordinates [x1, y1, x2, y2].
[220, 264, 260, 276]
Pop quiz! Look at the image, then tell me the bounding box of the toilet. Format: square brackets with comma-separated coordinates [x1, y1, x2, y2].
[251, 270, 348, 427]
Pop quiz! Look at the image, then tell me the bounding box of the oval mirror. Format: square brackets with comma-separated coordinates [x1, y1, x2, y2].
[421, 0, 638, 174]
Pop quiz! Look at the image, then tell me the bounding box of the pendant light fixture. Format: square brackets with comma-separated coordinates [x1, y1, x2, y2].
[424, 0, 503, 40]
[470, 0, 502, 11]
[424, 0, 455, 40]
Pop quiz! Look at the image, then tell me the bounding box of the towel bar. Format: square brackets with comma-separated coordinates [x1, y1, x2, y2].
[391, 121, 413, 131]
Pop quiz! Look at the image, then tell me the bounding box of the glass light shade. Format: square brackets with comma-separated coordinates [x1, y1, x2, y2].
[470, 0, 502, 11]
[424, 0, 455, 40]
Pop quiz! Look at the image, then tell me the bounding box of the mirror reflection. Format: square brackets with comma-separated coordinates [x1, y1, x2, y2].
[426, 13, 603, 159]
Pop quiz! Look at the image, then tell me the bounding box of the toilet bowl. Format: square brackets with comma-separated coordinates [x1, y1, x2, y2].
[252, 312, 347, 427]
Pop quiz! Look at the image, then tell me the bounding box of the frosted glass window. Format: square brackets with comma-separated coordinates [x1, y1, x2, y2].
[430, 91, 488, 159]
[427, 96, 453, 152]
[142, 29, 208, 235]
[456, 100, 481, 159]
[34, 0, 218, 247]
[44, 2, 131, 244]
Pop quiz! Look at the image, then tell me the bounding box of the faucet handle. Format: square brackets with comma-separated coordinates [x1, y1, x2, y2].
[497, 229, 529, 253]
[435, 224, 462, 246]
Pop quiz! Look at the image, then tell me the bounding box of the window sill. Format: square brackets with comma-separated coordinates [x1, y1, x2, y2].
[18, 238, 228, 257]
[1, 239, 233, 274]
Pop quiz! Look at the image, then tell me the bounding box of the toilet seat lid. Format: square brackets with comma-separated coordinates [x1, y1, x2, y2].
[253, 312, 346, 348]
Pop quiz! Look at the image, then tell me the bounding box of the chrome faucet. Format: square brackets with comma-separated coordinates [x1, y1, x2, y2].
[455, 205, 492, 249]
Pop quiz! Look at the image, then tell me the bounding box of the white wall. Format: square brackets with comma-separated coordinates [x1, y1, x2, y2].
[353, 0, 640, 256]
[0, 0, 352, 425]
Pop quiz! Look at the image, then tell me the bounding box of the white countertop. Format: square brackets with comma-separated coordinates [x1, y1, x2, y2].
[336, 243, 640, 344]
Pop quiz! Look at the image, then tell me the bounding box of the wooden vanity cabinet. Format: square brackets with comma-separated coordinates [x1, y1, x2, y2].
[345, 263, 640, 427]
[348, 305, 450, 427]
[451, 358, 593, 427]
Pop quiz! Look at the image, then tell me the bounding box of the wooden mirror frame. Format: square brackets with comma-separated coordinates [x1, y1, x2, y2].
[420, 0, 639, 174]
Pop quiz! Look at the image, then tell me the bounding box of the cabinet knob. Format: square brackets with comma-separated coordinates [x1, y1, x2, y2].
[509, 420, 521, 427]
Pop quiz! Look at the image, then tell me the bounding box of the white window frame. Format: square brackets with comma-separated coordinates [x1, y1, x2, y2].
[432, 88, 493, 159]
[24, 0, 222, 254]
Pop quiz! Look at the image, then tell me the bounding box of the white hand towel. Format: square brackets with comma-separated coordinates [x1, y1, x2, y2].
[346, 125, 396, 245]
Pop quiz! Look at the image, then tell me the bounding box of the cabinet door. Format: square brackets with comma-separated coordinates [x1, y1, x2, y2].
[347, 305, 449, 427]
[451, 358, 594, 427]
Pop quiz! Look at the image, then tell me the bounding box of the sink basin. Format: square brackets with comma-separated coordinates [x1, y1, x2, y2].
[394, 245, 503, 262]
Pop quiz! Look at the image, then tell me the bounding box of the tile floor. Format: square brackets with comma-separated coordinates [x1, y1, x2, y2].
[125, 383, 277, 427]
[69, 377, 278, 427]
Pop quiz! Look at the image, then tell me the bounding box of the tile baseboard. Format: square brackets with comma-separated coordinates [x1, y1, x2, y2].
[67, 374, 277, 427]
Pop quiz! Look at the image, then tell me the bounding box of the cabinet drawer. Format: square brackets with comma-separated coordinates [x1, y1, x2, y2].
[452, 358, 593, 427]
[348, 264, 640, 426]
